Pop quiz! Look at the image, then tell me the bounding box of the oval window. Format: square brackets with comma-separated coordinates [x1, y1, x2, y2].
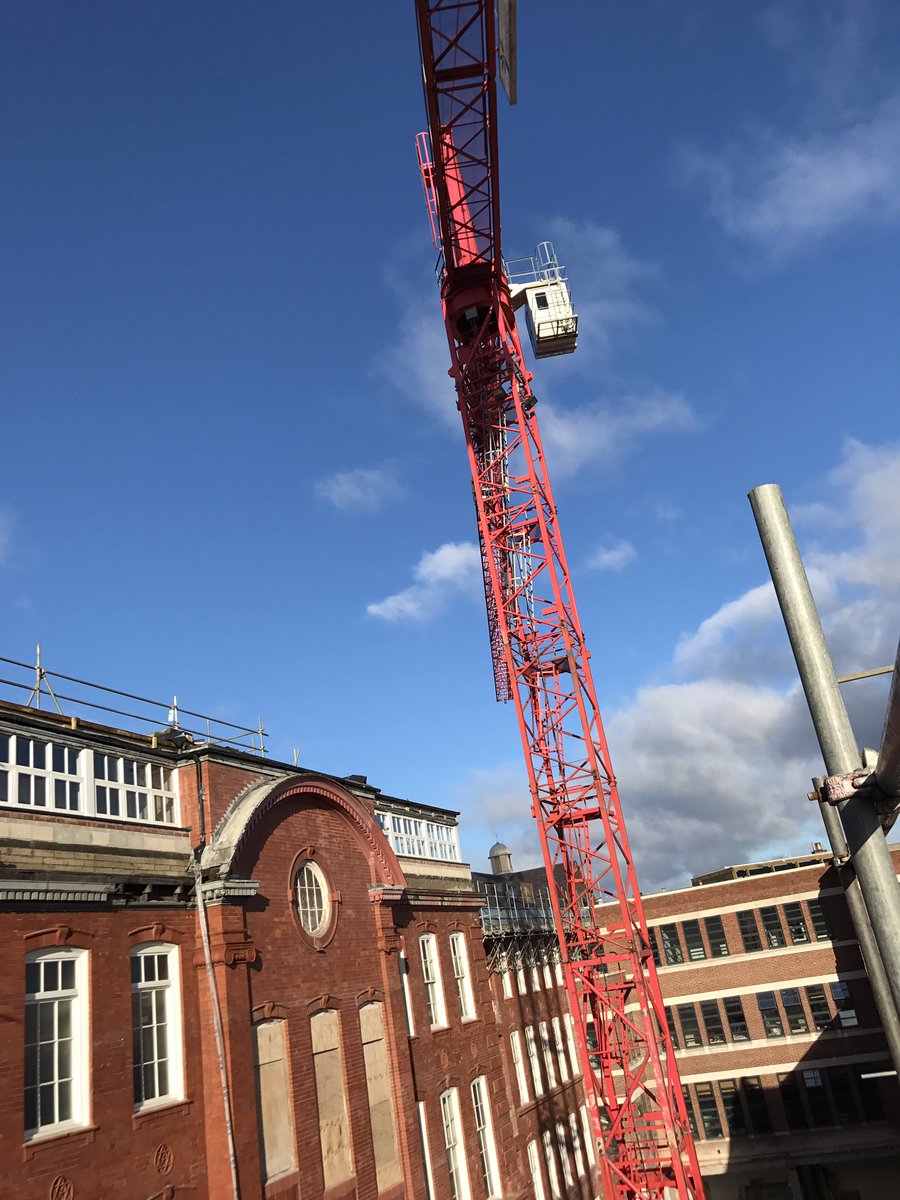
[295, 860, 331, 937]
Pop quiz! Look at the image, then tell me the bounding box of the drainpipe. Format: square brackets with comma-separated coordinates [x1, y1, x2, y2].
[192, 755, 241, 1200]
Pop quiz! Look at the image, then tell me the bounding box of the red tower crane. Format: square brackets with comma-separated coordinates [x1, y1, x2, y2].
[412, 4, 705, 1198]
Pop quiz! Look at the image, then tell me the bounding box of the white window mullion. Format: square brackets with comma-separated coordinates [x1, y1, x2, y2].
[440, 1088, 471, 1200]
[539, 1021, 557, 1089]
[527, 1139, 547, 1200]
[543, 1129, 562, 1200]
[568, 1112, 586, 1177]
[580, 1104, 597, 1166]
[556, 1121, 574, 1188]
[510, 1030, 529, 1104]
[551, 1016, 569, 1082]
[471, 1076, 502, 1198]
[525, 1025, 543, 1096]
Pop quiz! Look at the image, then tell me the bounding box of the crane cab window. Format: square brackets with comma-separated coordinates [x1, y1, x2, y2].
[534, 292, 549, 310]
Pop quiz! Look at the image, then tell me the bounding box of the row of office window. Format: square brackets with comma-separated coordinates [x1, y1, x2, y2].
[666, 981, 859, 1051]
[24, 944, 182, 1138]
[437, 1079, 502, 1200]
[410, 932, 477, 1032]
[375, 810, 462, 862]
[498, 954, 565, 999]
[525, 1108, 596, 1200]
[650, 898, 831, 967]
[508, 1013, 581, 1104]
[682, 1063, 886, 1141]
[1, 733, 178, 826]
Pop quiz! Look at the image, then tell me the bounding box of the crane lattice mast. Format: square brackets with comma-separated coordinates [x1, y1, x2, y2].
[413, 3, 705, 1197]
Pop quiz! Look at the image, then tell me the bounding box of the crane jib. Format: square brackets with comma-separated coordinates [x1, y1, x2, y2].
[413, 2, 705, 1197]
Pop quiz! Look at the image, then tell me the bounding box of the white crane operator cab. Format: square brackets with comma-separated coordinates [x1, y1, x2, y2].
[504, 241, 578, 359]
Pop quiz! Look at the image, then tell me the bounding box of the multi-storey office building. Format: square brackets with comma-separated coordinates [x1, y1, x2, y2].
[0, 688, 598, 1200]
[609, 849, 900, 1200]
[473, 850, 599, 1200]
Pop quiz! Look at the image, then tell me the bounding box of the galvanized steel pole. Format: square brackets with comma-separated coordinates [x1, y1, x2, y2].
[815, 790, 900, 1076]
[749, 484, 900, 1022]
[875, 641, 900, 808]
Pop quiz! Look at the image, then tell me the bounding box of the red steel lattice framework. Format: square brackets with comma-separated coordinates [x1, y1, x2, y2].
[413, 3, 704, 1197]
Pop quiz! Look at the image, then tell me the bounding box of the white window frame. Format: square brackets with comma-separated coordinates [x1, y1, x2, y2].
[531, 963, 541, 991]
[556, 1121, 574, 1188]
[510, 1030, 529, 1105]
[131, 943, 184, 1110]
[440, 1087, 472, 1200]
[539, 1021, 557, 1089]
[543, 1129, 562, 1200]
[0, 731, 178, 826]
[516, 964, 527, 995]
[417, 1100, 436, 1200]
[527, 1139, 547, 1200]
[525, 1025, 544, 1096]
[399, 949, 416, 1037]
[471, 1076, 502, 1198]
[542, 960, 554, 989]
[554, 958, 564, 987]
[449, 932, 476, 1021]
[565, 1013, 580, 1076]
[501, 968, 513, 999]
[419, 934, 447, 1029]
[580, 1104, 597, 1166]
[24, 947, 89, 1139]
[568, 1112, 586, 1177]
[551, 1016, 569, 1082]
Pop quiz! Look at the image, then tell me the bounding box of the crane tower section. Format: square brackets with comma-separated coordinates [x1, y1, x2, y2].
[413, 3, 704, 1198]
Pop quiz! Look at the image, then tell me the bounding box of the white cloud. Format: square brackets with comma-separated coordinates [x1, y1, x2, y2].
[367, 541, 482, 622]
[586, 539, 637, 573]
[544, 218, 659, 365]
[314, 467, 402, 513]
[539, 391, 698, 478]
[460, 439, 900, 890]
[684, 95, 900, 258]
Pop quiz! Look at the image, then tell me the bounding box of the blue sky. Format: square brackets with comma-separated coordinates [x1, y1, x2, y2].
[2, 1, 899, 888]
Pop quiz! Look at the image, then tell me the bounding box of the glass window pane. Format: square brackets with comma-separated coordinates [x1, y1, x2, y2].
[741, 1077, 771, 1133]
[723, 996, 749, 1041]
[57, 997, 72, 1036]
[676, 1004, 702, 1048]
[710, 916, 729, 955]
[33, 740, 47, 769]
[700, 1000, 725, 1044]
[659, 924, 683, 965]
[33, 776, 46, 805]
[682, 920, 706, 961]
[26, 963, 40, 995]
[695, 1083, 723, 1138]
[43, 961, 59, 992]
[807, 899, 830, 940]
[757, 992, 784, 1038]
[737, 911, 762, 952]
[760, 907, 786, 948]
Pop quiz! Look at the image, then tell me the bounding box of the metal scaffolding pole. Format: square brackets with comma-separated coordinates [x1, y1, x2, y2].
[814, 790, 900, 1076]
[749, 484, 900, 1029]
[874, 640, 900, 813]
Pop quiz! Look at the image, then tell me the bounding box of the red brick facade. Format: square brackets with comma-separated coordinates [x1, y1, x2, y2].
[0, 699, 595, 1200]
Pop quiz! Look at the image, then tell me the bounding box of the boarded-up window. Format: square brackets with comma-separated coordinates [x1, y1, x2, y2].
[311, 1009, 354, 1189]
[360, 1002, 401, 1193]
[252, 1020, 297, 1183]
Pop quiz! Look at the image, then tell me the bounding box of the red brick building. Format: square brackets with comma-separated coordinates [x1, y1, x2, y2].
[602, 849, 900, 1200]
[0, 692, 596, 1200]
